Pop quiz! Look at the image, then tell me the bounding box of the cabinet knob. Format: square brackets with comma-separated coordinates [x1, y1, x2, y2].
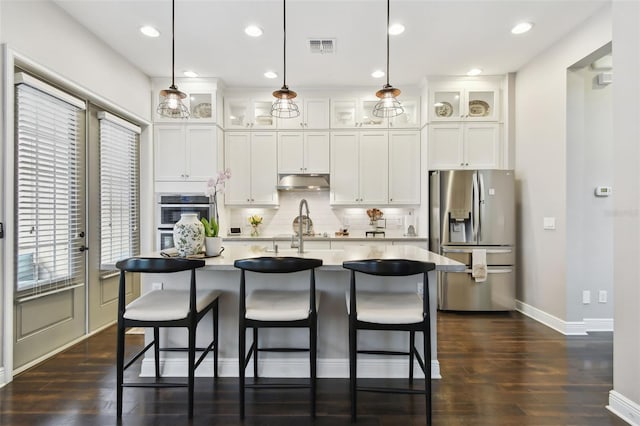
[390, 198, 393, 201]
[300, 123, 304, 128]
[247, 198, 250, 202]
[460, 163, 464, 166]
[465, 163, 469, 166]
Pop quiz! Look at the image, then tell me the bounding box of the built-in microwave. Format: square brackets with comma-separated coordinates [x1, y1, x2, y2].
[156, 194, 213, 228]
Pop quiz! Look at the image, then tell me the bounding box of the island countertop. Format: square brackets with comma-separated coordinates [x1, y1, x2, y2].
[189, 244, 464, 272]
[139, 244, 463, 380]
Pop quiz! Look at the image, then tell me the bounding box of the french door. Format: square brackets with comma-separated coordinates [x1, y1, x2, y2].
[13, 73, 87, 370]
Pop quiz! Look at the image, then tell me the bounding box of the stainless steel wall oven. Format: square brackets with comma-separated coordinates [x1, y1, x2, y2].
[156, 194, 213, 250]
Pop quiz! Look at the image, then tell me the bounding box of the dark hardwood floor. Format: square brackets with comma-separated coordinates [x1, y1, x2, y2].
[0, 311, 627, 425]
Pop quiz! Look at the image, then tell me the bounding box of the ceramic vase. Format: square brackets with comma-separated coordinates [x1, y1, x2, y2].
[173, 213, 205, 257]
[205, 236, 223, 256]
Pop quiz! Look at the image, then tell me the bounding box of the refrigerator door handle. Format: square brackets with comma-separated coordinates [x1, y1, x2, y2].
[472, 172, 479, 242]
[478, 172, 485, 241]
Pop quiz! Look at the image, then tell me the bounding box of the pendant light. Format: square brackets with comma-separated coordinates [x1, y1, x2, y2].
[156, 0, 190, 118]
[372, 0, 404, 118]
[271, 0, 300, 118]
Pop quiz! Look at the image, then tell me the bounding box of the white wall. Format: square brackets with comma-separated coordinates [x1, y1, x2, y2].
[610, 0, 640, 421]
[566, 62, 613, 321]
[0, 1, 151, 120]
[0, 0, 152, 386]
[514, 6, 612, 322]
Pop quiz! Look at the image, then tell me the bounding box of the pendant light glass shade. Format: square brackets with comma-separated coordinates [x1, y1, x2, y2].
[373, 0, 404, 118]
[271, 0, 300, 118]
[157, 0, 189, 119]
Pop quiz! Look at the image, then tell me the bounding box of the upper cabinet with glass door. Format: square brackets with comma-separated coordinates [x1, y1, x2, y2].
[152, 77, 219, 123]
[389, 97, 420, 128]
[429, 80, 500, 122]
[330, 98, 389, 129]
[224, 97, 277, 129]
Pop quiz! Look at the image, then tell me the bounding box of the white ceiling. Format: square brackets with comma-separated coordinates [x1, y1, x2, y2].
[53, 0, 609, 88]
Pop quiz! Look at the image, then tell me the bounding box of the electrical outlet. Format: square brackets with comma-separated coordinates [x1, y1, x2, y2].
[151, 282, 163, 290]
[599, 290, 607, 303]
[582, 290, 591, 304]
[417, 281, 424, 298]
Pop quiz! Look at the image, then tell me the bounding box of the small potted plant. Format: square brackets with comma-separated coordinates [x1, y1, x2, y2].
[203, 169, 231, 255]
[201, 216, 222, 255]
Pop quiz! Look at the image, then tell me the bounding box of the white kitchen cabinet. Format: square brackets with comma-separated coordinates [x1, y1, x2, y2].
[388, 130, 421, 204]
[277, 98, 330, 129]
[330, 240, 391, 249]
[330, 131, 388, 205]
[428, 123, 501, 170]
[330, 98, 389, 129]
[389, 97, 420, 129]
[278, 132, 330, 174]
[224, 98, 276, 129]
[154, 125, 216, 182]
[429, 85, 499, 122]
[225, 132, 278, 205]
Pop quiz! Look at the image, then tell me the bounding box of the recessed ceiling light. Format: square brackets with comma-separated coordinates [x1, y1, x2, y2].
[264, 71, 278, 79]
[511, 22, 534, 35]
[183, 71, 198, 78]
[388, 24, 405, 36]
[245, 25, 263, 37]
[140, 25, 160, 38]
[467, 68, 483, 76]
[371, 70, 385, 78]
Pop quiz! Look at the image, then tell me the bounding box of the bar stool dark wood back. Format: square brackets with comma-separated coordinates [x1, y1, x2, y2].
[234, 256, 323, 419]
[115, 257, 220, 419]
[342, 258, 436, 424]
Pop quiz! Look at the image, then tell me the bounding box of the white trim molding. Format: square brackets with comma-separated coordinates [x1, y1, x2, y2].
[516, 300, 613, 335]
[0, 368, 5, 389]
[608, 390, 640, 425]
[141, 357, 442, 380]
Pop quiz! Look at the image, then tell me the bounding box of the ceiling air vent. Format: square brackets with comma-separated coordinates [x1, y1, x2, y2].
[308, 39, 335, 54]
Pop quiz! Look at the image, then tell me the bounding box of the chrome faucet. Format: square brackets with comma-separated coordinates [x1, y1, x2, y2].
[298, 198, 310, 254]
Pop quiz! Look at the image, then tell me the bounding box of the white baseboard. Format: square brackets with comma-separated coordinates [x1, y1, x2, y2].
[608, 390, 640, 425]
[0, 367, 5, 389]
[515, 300, 613, 335]
[140, 357, 441, 379]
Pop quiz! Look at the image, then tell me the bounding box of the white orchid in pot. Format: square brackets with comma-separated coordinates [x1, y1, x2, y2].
[202, 168, 231, 255]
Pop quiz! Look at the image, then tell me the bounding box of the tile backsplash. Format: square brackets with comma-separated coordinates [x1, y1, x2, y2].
[227, 191, 417, 238]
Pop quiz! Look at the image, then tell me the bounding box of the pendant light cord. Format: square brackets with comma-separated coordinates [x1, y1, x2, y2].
[171, 0, 176, 89]
[282, 0, 287, 88]
[385, 0, 390, 87]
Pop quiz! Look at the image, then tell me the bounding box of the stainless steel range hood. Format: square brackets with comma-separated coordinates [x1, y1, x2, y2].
[276, 174, 330, 191]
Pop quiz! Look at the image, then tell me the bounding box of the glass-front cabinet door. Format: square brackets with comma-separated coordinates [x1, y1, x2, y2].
[224, 98, 276, 129]
[430, 89, 463, 121]
[330, 99, 358, 128]
[358, 99, 388, 128]
[389, 97, 420, 128]
[430, 87, 499, 122]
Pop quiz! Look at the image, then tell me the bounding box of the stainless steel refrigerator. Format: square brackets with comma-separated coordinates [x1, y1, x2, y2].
[429, 170, 516, 311]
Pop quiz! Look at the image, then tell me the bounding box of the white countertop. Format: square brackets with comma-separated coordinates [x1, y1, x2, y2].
[188, 244, 463, 272]
[223, 234, 427, 242]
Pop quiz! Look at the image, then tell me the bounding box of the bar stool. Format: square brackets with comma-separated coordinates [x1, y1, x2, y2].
[342, 259, 436, 424]
[233, 256, 323, 419]
[115, 257, 221, 419]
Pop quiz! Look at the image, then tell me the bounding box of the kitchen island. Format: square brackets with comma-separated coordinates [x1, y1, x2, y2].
[138, 244, 463, 379]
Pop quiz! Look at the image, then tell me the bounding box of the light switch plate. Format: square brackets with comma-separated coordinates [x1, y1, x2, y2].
[543, 217, 556, 230]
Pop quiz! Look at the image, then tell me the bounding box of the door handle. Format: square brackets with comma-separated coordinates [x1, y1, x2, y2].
[79, 246, 89, 252]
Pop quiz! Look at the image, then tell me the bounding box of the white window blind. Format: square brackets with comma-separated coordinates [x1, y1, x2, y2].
[98, 112, 140, 268]
[15, 78, 85, 296]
